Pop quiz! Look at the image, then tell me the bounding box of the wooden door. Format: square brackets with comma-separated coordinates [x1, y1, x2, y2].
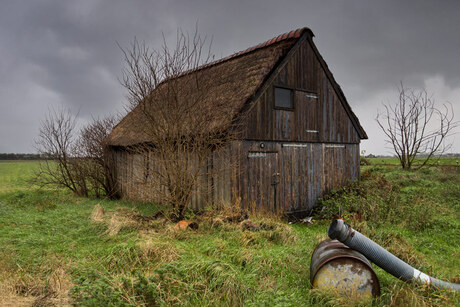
[246, 151, 279, 212]
[279, 143, 324, 214]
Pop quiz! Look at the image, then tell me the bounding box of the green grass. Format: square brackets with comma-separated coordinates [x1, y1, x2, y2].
[0, 160, 41, 192]
[0, 160, 458, 306]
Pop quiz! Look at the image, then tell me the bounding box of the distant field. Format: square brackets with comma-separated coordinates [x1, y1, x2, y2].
[0, 160, 458, 306]
[367, 156, 459, 166]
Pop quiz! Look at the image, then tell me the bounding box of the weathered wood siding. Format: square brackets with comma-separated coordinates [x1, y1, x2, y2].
[109, 139, 360, 213]
[235, 141, 360, 213]
[242, 36, 361, 144]
[108, 145, 237, 211]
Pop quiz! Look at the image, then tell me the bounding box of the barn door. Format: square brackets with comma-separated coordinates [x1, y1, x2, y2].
[247, 151, 279, 212]
[279, 143, 323, 214]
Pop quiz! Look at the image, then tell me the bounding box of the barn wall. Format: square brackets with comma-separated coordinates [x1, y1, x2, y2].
[242, 37, 361, 144]
[237, 141, 360, 213]
[107, 145, 237, 210]
[109, 148, 153, 202]
[108, 139, 360, 215]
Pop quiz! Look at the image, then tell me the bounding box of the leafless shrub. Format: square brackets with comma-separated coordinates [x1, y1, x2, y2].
[119, 27, 240, 220]
[376, 82, 458, 169]
[34, 107, 88, 196]
[35, 108, 120, 198]
[76, 116, 119, 198]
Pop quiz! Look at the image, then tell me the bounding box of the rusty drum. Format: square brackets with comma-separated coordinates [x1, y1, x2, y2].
[310, 239, 380, 298]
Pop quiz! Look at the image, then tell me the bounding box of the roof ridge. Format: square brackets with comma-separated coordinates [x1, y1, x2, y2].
[207, 27, 311, 67]
[167, 27, 312, 80]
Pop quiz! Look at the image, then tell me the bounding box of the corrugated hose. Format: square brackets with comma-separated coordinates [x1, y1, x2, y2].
[328, 218, 460, 291]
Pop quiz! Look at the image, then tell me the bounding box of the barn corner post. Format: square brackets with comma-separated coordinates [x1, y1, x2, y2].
[103, 145, 121, 200]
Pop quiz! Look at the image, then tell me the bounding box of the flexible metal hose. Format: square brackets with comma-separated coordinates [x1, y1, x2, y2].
[328, 219, 460, 291]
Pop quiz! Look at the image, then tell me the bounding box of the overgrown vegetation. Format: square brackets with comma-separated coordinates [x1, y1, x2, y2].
[0, 160, 458, 306]
[317, 161, 459, 232]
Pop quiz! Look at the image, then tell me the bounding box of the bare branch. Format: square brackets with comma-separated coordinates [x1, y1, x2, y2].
[376, 82, 458, 169]
[34, 107, 120, 198]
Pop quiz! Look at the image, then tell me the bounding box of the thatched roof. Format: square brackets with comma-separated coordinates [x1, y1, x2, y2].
[105, 28, 307, 147]
[105, 27, 367, 146]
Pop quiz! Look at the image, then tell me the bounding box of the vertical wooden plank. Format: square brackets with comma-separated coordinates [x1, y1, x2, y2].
[257, 151, 262, 211]
[322, 79, 328, 142]
[308, 144, 313, 209]
[277, 144, 284, 212]
[265, 93, 272, 140]
[310, 41, 317, 92]
[292, 147, 297, 213]
[300, 146, 306, 211]
[291, 147, 297, 211]
[288, 146, 293, 211]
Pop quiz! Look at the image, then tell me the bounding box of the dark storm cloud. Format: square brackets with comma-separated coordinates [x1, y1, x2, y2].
[0, 0, 459, 153]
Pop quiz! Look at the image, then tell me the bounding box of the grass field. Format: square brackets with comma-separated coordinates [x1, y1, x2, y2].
[0, 160, 41, 192]
[366, 156, 460, 166]
[0, 160, 458, 306]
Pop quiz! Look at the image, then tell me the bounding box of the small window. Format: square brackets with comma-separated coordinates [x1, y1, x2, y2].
[274, 87, 293, 109]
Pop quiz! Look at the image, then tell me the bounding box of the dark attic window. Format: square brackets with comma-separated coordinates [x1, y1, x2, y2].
[274, 87, 293, 109]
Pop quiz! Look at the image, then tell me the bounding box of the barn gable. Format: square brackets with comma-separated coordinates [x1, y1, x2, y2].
[241, 32, 367, 143]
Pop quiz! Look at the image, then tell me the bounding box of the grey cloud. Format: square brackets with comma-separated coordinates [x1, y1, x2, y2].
[0, 0, 459, 153]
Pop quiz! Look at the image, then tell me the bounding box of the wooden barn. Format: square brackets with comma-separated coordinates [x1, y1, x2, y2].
[104, 27, 367, 215]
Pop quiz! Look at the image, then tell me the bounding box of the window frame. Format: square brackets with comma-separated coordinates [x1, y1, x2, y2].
[273, 86, 294, 111]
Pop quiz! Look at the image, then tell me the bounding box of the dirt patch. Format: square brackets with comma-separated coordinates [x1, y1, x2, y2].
[91, 205, 168, 236]
[124, 210, 164, 223]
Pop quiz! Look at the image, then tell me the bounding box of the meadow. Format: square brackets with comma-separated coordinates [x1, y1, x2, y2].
[0, 159, 458, 306]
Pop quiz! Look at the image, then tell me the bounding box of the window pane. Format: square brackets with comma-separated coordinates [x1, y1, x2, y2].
[275, 87, 293, 109]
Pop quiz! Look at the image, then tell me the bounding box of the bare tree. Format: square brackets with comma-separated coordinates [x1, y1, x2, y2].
[120, 28, 238, 220]
[35, 108, 120, 198]
[376, 82, 458, 169]
[34, 108, 88, 195]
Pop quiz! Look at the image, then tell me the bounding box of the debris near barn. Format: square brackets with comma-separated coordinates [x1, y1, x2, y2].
[240, 220, 259, 232]
[174, 220, 199, 230]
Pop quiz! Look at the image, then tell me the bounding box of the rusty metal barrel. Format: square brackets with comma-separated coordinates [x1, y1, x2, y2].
[310, 239, 380, 298]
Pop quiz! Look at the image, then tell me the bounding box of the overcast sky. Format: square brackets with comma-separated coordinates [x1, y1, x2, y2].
[0, 0, 459, 155]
